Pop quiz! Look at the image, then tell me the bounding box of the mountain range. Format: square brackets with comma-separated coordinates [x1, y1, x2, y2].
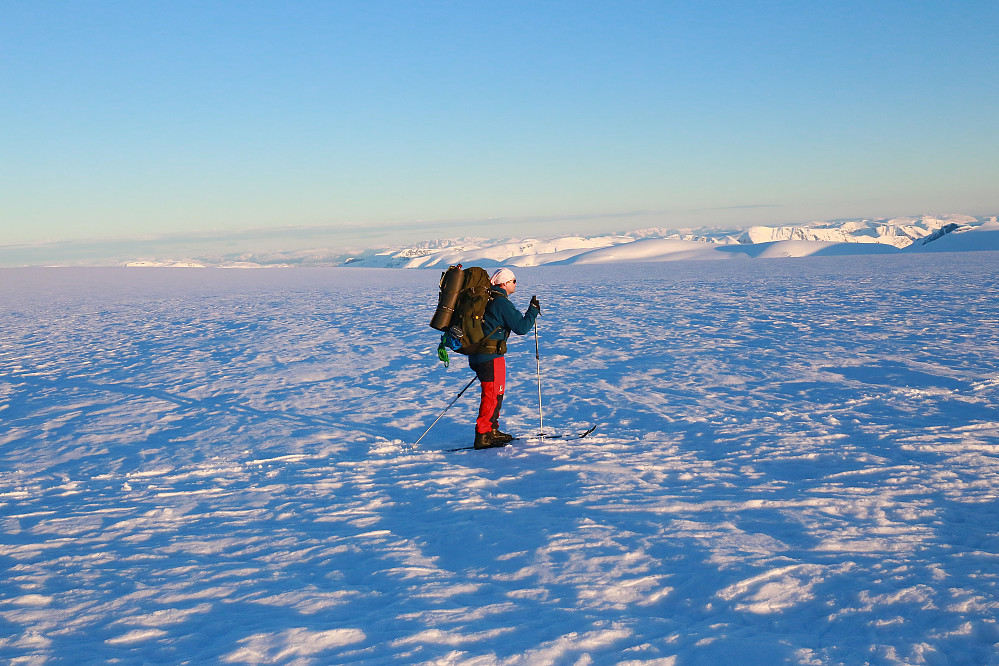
[147, 213, 999, 269]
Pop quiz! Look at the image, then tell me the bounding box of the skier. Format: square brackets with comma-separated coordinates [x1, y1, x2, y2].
[469, 268, 541, 449]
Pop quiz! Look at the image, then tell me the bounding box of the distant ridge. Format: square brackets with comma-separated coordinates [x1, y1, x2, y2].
[327, 214, 999, 269]
[8, 214, 995, 268]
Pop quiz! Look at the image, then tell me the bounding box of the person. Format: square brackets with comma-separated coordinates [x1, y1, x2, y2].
[468, 268, 541, 449]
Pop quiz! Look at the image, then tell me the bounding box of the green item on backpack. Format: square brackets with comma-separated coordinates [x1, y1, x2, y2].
[437, 337, 450, 368]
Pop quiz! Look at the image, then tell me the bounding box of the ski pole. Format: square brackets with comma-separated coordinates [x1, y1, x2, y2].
[414, 376, 477, 447]
[535, 320, 544, 437]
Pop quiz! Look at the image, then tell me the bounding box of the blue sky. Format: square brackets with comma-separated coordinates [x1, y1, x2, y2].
[2, 1, 997, 249]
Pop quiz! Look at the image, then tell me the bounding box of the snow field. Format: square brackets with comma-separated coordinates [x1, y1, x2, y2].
[1, 255, 998, 664]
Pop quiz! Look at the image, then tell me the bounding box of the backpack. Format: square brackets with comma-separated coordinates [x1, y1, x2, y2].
[430, 264, 502, 360]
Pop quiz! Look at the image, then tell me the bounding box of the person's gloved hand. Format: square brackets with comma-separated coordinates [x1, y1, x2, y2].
[530, 295, 541, 314]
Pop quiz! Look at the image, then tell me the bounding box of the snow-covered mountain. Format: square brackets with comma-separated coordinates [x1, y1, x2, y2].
[733, 215, 975, 247]
[330, 214, 997, 269]
[104, 213, 996, 268]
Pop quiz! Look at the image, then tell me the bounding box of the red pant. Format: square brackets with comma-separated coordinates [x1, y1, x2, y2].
[471, 357, 505, 434]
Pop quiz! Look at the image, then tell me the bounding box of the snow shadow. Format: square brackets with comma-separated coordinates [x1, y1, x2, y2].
[3, 256, 999, 663]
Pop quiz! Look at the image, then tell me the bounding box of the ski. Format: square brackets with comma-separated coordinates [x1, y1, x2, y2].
[531, 425, 598, 440]
[445, 425, 597, 452]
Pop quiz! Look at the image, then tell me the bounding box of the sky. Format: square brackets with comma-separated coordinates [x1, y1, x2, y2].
[1, 0, 998, 252]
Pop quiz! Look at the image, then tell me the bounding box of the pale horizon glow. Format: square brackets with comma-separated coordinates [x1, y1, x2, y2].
[2, 1, 997, 251]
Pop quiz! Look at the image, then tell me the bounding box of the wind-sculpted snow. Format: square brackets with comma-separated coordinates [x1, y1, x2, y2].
[2, 255, 999, 664]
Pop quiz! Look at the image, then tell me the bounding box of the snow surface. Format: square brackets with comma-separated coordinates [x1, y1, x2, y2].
[2, 252, 999, 664]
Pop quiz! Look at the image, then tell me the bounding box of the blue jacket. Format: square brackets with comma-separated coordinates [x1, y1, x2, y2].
[469, 286, 539, 364]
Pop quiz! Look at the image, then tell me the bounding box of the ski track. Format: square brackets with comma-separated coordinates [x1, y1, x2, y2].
[1, 255, 998, 664]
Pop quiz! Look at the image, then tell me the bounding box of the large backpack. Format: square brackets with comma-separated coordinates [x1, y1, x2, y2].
[430, 264, 502, 358]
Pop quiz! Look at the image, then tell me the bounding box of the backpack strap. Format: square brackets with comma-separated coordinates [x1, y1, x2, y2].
[463, 325, 504, 355]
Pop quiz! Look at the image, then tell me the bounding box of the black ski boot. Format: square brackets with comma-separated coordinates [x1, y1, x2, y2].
[474, 430, 506, 450]
[490, 427, 514, 444]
